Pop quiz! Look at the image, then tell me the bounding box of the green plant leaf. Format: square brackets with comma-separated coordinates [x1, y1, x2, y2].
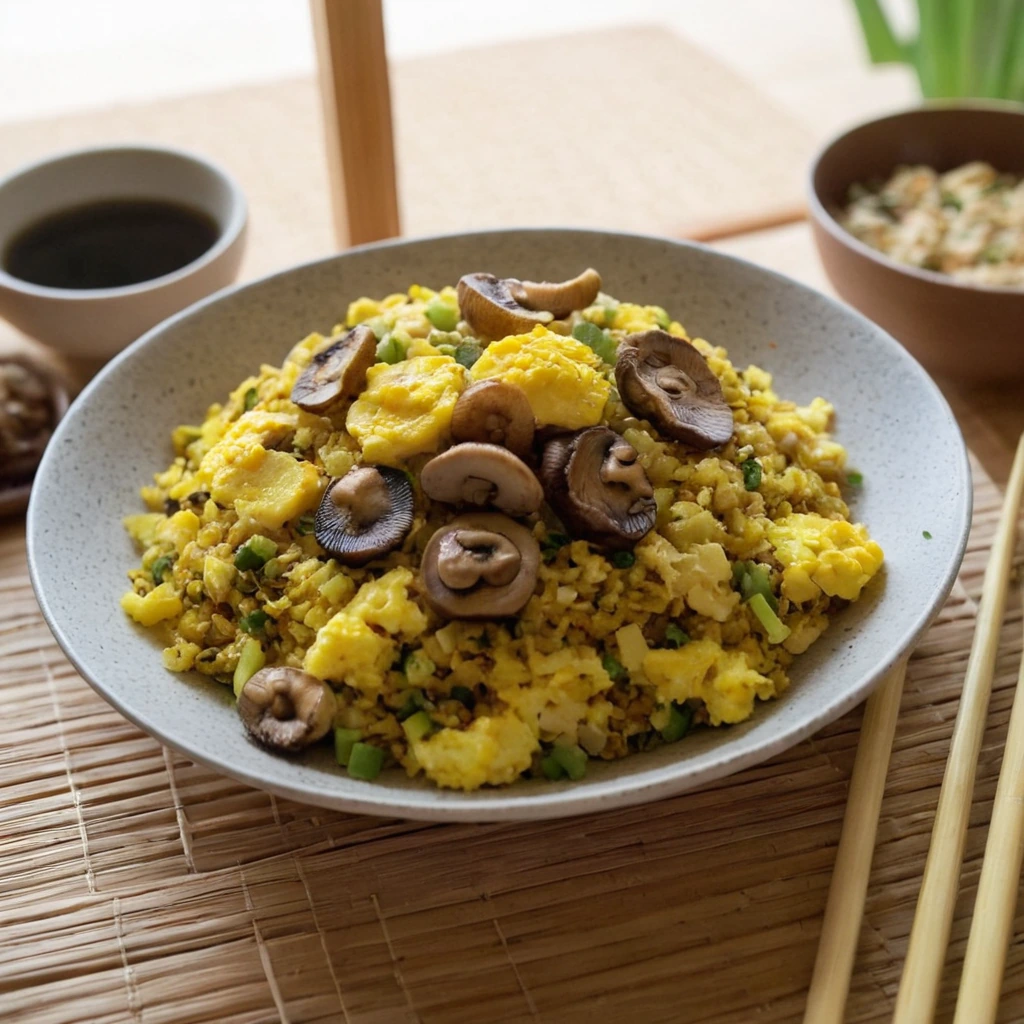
[851, 0, 911, 64]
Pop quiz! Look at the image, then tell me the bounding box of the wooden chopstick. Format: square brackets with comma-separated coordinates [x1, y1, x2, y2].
[893, 433, 1024, 1024]
[802, 659, 908, 1024]
[954, 542, 1024, 1020]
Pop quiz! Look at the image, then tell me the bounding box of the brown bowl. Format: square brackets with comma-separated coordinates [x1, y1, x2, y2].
[808, 102, 1024, 384]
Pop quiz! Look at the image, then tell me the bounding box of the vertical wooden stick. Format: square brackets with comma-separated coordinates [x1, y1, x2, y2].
[310, 0, 400, 248]
[802, 659, 908, 1024]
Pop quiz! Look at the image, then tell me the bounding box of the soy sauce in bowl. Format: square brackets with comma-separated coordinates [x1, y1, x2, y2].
[3, 199, 220, 290]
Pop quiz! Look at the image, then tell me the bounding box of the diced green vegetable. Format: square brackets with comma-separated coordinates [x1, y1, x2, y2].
[541, 754, 566, 781]
[376, 333, 406, 364]
[453, 340, 482, 369]
[847, 471, 864, 487]
[665, 624, 689, 649]
[396, 690, 426, 721]
[941, 193, 963, 211]
[740, 562, 778, 613]
[425, 296, 459, 332]
[652, 306, 671, 329]
[334, 727, 361, 766]
[239, 610, 270, 635]
[150, 554, 174, 583]
[748, 593, 791, 645]
[610, 550, 636, 569]
[243, 387, 259, 411]
[551, 744, 588, 781]
[449, 685, 476, 710]
[660, 702, 693, 743]
[402, 710, 434, 743]
[981, 246, 1006, 264]
[347, 742, 385, 781]
[403, 650, 436, 687]
[232, 637, 265, 697]
[541, 532, 570, 562]
[923, 530, 933, 539]
[572, 320, 617, 364]
[295, 514, 316, 536]
[602, 654, 627, 682]
[234, 535, 278, 571]
[262, 557, 286, 579]
[741, 458, 762, 491]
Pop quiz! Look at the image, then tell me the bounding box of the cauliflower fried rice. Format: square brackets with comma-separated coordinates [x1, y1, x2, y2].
[121, 269, 884, 791]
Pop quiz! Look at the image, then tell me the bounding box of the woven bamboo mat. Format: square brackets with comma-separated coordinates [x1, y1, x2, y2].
[1, 455, 1021, 1023]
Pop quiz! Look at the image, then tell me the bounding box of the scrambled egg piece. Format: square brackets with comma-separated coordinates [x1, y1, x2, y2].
[121, 582, 183, 627]
[412, 711, 536, 790]
[347, 355, 466, 465]
[639, 534, 740, 622]
[469, 325, 609, 428]
[768, 513, 884, 603]
[304, 568, 427, 691]
[644, 640, 775, 725]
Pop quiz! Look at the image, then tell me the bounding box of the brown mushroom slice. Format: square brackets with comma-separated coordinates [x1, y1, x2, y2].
[540, 427, 656, 550]
[450, 380, 535, 459]
[615, 329, 734, 450]
[291, 325, 377, 412]
[315, 465, 414, 565]
[238, 666, 336, 752]
[421, 512, 540, 619]
[456, 273, 554, 339]
[420, 442, 543, 517]
[509, 268, 602, 318]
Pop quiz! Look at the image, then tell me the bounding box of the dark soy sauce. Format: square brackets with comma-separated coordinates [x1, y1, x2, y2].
[2, 199, 220, 290]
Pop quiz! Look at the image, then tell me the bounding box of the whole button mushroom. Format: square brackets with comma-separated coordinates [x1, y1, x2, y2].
[238, 666, 336, 752]
[291, 325, 377, 412]
[450, 380, 535, 460]
[314, 465, 414, 565]
[420, 442, 543, 516]
[540, 427, 656, 550]
[615, 329, 734, 450]
[456, 268, 602, 339]
[421, 512, 540, 619]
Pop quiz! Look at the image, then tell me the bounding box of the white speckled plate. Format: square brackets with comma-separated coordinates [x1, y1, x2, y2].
[27, 229, 971, 822]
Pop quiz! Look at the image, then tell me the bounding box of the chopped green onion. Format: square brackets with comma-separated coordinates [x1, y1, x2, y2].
[602, 304, 618, 329]
[334, 727, 361, 766]
[941, 193, 963, 211]
[660, 702, 693, 743]
[541, 532, 571, 562]
[234, 535, 278, 571]
[748, 593, 791, 645]
[243, 387, 259, 411]
[732, 559, 749, 588]
[610, 550, 636, 569]
[347, 742, 385, 781]
[981, 246, 1006, 265]
[366, 316, 390, 340]
[402, 650, 436, 687]
[740, 562, 778, 613]
[741, 458, 762, 491]
[262, 557, 285, 579]
[239, 610, 270, 635]
[453, 340, 482, 369]
[396, 691, 426, 721]
[425, 296, 459, 332]
[232, 637, 265, 697]
[376, 333, 406, 364]
[551, 744, 588, 781]
[572, 321, 617, 364]
[652, 306, 671, 329]
[295, 514, 316, 536]
[847, 471, 864, 487]
[602, 654, 627, 682]
[150, 554, 174, 583]
[923, 530, 933, 539]
[665, 624, 689, 649]
[541, 754, 566, 781]
[402, 710, 434, 743]
[449, 685, 476, 710]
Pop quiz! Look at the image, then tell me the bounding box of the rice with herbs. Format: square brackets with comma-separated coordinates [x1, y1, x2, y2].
[121, 271, 883, 791]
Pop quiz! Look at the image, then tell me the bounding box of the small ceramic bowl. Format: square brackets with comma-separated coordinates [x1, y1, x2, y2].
[808, 102, 1024, 384]
[0, 145, 247, 363]
[27, 229, 971, 822]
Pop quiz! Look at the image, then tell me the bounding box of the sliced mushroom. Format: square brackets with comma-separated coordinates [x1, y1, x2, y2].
[450, 380, 535, 459]
[315, 465, 414, 565]
[238, 666, 336, 752]
[420, 442, 543, 516]
[291, 325, 377, 412]
[540, 427, 656, 550]
[421, 512, 540, 619]
[509, 268, 602, 318]
[615, 329, 734, 450]
[457, 273, 554, 339]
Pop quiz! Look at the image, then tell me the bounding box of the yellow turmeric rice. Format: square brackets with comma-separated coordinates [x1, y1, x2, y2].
[121, 269, 883, 791]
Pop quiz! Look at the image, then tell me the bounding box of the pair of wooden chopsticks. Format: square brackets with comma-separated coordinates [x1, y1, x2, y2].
[804, 433, 1024, 1024]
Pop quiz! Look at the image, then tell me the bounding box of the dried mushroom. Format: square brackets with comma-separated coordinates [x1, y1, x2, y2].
[420, 442, 543, 516]
[421, 512, 540, 619]
[450, 380, 535, 459]
[540, 427, 656, 550]
[615, 329, 734, 449]
[238, 666, 336, 751]
[0, 359, 61, 484]
[509, 267, 602, 318]
[291, 325, 377, 412]
[314, 465, 413, 565]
